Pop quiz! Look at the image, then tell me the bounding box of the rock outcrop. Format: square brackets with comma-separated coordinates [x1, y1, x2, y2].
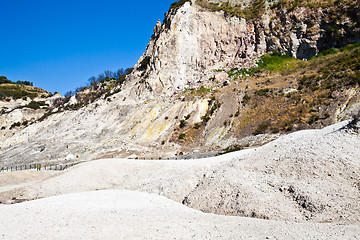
[125, 0, 359, 99]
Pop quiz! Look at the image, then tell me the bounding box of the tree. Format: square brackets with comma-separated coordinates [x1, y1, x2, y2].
[16, 80, 33, 86]
[88, 76, 97, 85]
[116, 69, 125, 79]
[0, 76, 12, 84]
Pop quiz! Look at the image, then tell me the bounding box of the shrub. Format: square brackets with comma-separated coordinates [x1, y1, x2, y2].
[24, 101, 48, 110]
[178, 133, 186, 139]
[10, 122, 21, 130]
[184, 114, 191, 120]
[169, 0, 190, 11]
[255, 88, 271, 97]
[242, 93, 251, 105]
[201, 115, 210, 122]
[194, 123, 201, 129]
[179, 120, 187, 128]
[218, 145, 243, 155]
[308, 114, 319, 124]
[253, 123, 268, 135]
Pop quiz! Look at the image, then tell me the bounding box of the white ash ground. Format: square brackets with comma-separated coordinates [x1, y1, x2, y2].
[0, 121, 359, 239]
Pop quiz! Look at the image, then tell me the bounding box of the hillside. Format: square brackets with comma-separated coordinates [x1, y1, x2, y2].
[0, 83, 50, 100]
[0, 0, 359, 165]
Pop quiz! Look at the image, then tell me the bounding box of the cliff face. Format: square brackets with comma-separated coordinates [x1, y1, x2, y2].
[124, 0, 359, 99]
[0, 0, 359, 166]
[126, 1, 262, 98]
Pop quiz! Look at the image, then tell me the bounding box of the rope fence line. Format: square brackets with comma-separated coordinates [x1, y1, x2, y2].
[0, 162, 82, 173]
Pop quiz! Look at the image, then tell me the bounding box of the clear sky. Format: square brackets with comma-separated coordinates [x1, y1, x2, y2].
[0, 0, 175, 95]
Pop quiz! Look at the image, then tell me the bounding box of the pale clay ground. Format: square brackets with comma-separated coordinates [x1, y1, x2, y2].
[0, 121, 359, 239]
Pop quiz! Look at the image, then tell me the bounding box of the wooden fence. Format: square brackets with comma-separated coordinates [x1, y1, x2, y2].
[0, 162, 80, 173]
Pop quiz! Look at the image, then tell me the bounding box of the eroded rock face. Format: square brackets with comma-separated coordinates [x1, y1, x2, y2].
[125, 0, 359, 99]
[126, 2, 264, 99]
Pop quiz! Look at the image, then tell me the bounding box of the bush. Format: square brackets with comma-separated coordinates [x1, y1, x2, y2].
[255, 88, 271, 97]
[178, 133, 186, 139]
[342, 111, 360, 132]
[242, 93, 251, 105]
[253, 123, 268, 135]
[307, 114, 319, 124]
[24, 101, 48, 110]
[10, 122, 21, 130]
[179, 120, 187, 128]
[169, 0, 190, 11]
[218, 145, 243, 155]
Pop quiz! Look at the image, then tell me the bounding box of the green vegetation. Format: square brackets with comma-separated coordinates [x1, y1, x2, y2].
[255, 52, 298, 72]
[194, 86, 212, 94]
[194, 123, 201, 129]
[0, 76, 33, 86]
[242, 93, 251, 105]
[164, 0, 191, 29]
[179, 119, 187, 128]
[217, 145, 244, 155]
[253, 123, 269, 135]
[198, 0, 266, 20]
[21, 101, 48, 110]
[0, 84, 38, 100]
[169, 0, 191, 11]
[255, 88, 271, 97]
[308, 114, 319, 124]
[10, 122, 21, 130]
[270, 0, 355, 11]
[227, 67, 251, 79]
[225, 52, 299, 82]
[299, 42, 360, 92]
[178, 133, 186, 139]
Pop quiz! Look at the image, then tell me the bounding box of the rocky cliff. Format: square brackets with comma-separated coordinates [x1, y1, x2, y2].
[0, 0, 359, 166]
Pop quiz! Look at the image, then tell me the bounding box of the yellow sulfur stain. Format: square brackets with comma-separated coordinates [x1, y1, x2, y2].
[206, 127, 228, 145]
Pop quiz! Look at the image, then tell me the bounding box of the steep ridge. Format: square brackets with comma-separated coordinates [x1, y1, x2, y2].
[0, 0, 359, 166]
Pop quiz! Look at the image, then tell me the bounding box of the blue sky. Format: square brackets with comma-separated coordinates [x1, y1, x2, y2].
[0, 0, 175, 95]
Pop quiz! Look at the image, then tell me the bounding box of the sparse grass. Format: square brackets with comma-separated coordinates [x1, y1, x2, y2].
[169, 0, 191, 11]
[197, 0, 266, 20]
[0, 84, 43, 100]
